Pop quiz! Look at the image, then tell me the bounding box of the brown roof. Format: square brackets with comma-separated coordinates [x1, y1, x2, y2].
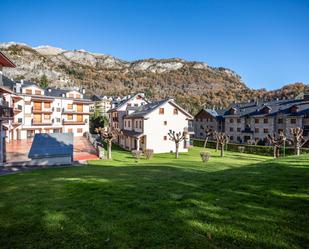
[0, 52, 16, 67]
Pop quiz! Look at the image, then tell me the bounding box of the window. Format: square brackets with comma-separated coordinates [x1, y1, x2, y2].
[264, 118, 268, 124]
[264, 128, 269, 133]
[33, 102, 42, 110]
[77, 115, 83, 122]
[135, 120, 138, 128]
[230, 136, 234, 141]
[255, 118, 259, 124]
[255, 128, 259, 133]
[68, 128, 73, 133]
[56, 108, 61, 112]
[35, 90, 41, 95]
[18, 118, 22, 123]
[173, 108, 178, 115]
[127, 103, 131, 107]
[77, 128, 83, 133]
[68, 93, 74, 98]
[163, 136, 167, 140]
[278, 118, 283, 124]
[25, 89, 32, 95]
[278, 129, 284, 133]
[230, 127, 234, 132]
[44, 102, 51, 108]
[67, 114, 73, 120]
[237, 128, 241, 132]
[56, 118, 60, 123]
[128, 121, 131, 127]
[134, 103, 138, 107]
[230, 118, 234, 123]
[159, 108, 164, 114]
[139, 120, 142, 129]
[76, 94, 81, 99]
[67, 104, 73, 110]
[237, 136, 241, 141]
[124, 120, 127, 127]
[164, 121, 167, 125]
[77, 104, 83, 112]
[237, 118, 241, 123]
[44, 114, 51, 120]
[291, 118, 296, 124]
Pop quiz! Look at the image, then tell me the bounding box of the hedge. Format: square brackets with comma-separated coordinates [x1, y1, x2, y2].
[193, 139, 309, 157]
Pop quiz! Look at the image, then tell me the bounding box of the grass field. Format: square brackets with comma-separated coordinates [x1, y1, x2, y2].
[0, 146, 308, 249]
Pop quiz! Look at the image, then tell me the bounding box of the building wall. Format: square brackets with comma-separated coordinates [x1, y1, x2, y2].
[143, 102, 189, 153]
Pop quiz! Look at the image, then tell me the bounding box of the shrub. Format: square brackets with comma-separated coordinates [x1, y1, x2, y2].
[238, 146, 245, 153]
[144, 149, 154, 160]
[132, 150, 143, 161]
[200, 151, 210, 163]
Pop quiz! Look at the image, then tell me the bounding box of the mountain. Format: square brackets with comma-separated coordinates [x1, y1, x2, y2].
[0, 42, 307, 114]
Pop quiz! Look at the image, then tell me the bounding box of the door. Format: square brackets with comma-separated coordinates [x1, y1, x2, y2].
[34, 102, 42, 111]
[77, 104, 83, 112]
[77, 114, 83, 122]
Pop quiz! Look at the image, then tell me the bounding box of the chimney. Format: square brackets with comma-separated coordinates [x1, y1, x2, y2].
[82, 88, 86, 94]
[20, 79, 24, 85]
[48, 88, 52, 92]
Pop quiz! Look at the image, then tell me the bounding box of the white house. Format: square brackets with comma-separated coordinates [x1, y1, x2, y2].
[111, 97, 193, 153]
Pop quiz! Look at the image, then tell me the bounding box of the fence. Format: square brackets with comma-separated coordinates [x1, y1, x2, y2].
[193, 139, 309, 157]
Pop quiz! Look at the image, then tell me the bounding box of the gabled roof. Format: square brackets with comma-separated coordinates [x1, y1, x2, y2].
[0, 52, 16, 67]
[28, 133, 73, 159]
[125, 98, 193, 119]
[108, 93, 147, 112]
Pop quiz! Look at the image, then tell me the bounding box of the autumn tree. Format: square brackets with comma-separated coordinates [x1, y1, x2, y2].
[289, 127, 308, 156]
[95, 127, 122, 160]
[267, 131, 286, 158]
[168, 129, 188, 159]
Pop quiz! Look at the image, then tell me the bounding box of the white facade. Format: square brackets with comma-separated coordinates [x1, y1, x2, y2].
[5, 85, 91, 140]
[114, 97, 193, 154]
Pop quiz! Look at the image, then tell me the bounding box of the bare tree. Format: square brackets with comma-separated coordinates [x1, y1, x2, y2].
[95, 127, 122, 160]
[213, 131, 219, 151]
[202, 127, 213, 148]
[267, 132, 286, 158]
[168, 129, 188, 159]
[216, 132, 229, 157]
[289, 128, 308, 156]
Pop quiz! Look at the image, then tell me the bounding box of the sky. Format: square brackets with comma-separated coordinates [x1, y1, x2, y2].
[1, 0, 309, 90]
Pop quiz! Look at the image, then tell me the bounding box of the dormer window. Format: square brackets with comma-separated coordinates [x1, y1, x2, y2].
[159, 108, 164, 114]
[26, 89, 32, 95]
[68, 93, 74, 98]
[35, 90, 41, 95]
[229, 108, 236, 115]
[173, 108, 178, 115]
[261, 106, 271, 114]
[290, 105, 299, 113]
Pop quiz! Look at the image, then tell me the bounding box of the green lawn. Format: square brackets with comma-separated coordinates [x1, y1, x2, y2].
[0, 147, 308, 249]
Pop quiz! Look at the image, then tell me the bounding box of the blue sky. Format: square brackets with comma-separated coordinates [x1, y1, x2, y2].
[1, 0, 309, 90]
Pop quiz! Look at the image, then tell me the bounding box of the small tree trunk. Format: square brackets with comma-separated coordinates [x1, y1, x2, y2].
[273, 146, 276, 158]
[203, 137, 208, 148]
[296, 146, 300, 156]
[108, 140, 112, 160]
[220, 144, 224, 157]
[175, 142, 179, 159]
[216, 140, 219, 151]
[275, 146, 280, 158]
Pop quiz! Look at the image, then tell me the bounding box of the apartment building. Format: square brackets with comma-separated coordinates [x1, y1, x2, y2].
[90, 95, 113, 116]
[2, 78, 92, 140]
[0, 52, 15, 164]
[194, 91, 309, 144]
[108, 94, 193, 153]
[108, 93, 148, 130]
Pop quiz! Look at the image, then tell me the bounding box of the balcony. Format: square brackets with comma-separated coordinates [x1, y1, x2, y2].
[32, 107, 53, 114]
[62, 108, 89, 114]
[32, 119, 52, 126]
[62, 120, 86, 125]
[0, 106, 14, 120]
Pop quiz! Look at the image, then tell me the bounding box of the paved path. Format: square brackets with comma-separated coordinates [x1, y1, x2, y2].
[5, 136, 99, 163]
